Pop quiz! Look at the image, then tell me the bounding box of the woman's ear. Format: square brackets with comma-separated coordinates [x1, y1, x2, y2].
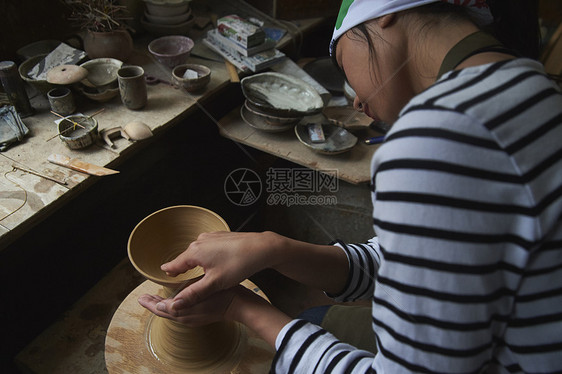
[377, 13, 396, 28]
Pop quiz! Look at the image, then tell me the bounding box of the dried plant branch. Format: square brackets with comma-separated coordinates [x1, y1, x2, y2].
[61, 0, 131, 32]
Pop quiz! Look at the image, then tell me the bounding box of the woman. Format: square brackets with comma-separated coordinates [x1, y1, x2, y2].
[139, 0, 562, 372]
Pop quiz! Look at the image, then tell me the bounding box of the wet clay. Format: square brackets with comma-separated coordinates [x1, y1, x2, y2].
[146, 318, 247, 372]
[127, 206, 253, 372]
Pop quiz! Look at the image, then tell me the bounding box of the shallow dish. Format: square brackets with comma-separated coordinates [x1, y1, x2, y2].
[323, 106, 372, 131]
[241, 72, 324, 117]
[294, 119, 357, 154]
[240, 105, 296, 133]
[172, 63, 211, 92]
[80, 58, 123, 88]
[148, 35, 194, 67]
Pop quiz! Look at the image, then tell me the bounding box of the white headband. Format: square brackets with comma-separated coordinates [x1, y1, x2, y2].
[330, 0, 493, 55]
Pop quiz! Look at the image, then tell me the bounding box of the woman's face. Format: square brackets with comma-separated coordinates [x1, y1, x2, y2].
[335, 19, 413, 124]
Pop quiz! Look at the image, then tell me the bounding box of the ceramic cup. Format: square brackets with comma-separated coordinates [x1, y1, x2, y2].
[47, 87, 75, 116]
[117, 65, 147, 110]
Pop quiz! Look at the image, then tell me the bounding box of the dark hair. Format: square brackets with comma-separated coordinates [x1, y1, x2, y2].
[486, 0, 541, 59]
[330, 0, 541, 73]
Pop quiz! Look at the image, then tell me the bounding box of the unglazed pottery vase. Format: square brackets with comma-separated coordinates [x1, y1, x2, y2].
[83, 29, 133, 61]
[128, 206, 247, 372]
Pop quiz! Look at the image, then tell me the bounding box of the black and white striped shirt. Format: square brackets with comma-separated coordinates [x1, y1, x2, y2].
[272, 58, 562, 373]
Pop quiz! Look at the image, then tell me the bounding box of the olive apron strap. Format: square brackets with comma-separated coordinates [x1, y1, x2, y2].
[437, 31, 516, 80]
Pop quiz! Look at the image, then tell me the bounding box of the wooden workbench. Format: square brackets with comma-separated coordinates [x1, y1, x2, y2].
[217, 106, 380, 185]
[0, 48, 231, 251]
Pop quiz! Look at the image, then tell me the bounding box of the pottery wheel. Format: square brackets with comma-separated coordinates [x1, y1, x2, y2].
[105, 280, 275, 374]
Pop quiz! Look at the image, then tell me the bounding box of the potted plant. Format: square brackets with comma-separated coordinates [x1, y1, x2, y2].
[61, 0, 134, 61]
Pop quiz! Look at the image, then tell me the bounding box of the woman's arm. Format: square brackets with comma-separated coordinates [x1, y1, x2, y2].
[153, 231, 350, 310]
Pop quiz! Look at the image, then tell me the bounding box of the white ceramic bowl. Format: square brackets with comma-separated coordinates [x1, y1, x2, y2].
[144, 8, 191, 25]
[144, 0, 190, 17]
[141, 15, 194, 36]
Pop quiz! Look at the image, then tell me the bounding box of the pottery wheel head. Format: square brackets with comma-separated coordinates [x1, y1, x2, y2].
[46, 64, 89, 85]
[128, 206, 230, 288]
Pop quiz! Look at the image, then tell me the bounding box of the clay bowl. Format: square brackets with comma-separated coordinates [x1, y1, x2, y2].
[172, 63, 211, 92]
[78, 84, 119, 103]
[18, 54, 56, 95]
[128, 205, 230, 290]
[144, 0, 190, 16]
[148, 35, 194, 68]
[80, 58, 123, 89]
[58, 115, 99, 149]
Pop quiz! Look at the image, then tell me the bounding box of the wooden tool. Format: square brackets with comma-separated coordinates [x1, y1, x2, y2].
[47, 154, 119, 176]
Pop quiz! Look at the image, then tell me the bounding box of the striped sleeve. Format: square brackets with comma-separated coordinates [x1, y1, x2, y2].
[328, 238, 381, 302]
[272, 319, 375, 374]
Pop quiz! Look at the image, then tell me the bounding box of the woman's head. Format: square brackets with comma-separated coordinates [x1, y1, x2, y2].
[332, 3, 482, 123]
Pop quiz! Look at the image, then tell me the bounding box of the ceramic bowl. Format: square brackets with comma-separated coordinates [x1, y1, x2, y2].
[241, 72, 324, 118]
[294, 118, 358, 155]
[144, 0, 190, 17]
[243, 100, 301, 126]
[18, 54, 56, 95]
[58, 115, 99, 149]
[78, 84, 119, 103]
[144, 8, 191, 25]
[148, 35, 194, 67]
[240, 105, 296, 133]
[128, 205, 230, 288]
[80, 58, 123, 89]
[172, 63, 211, 92]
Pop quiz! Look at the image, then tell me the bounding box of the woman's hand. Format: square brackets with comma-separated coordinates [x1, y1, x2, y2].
[159, 231, 284, 308]
[138, 284, 292, 346]
[138, 285, 243, 326]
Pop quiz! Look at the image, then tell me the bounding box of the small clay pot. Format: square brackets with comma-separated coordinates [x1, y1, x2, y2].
[58, 115, 98, 149]
[48, 87, 76, 116]
[83, 29, 133, 62]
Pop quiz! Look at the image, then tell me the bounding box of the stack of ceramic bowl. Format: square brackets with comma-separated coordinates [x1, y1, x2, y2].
[141, 0, 194, 36]
[239, 72, 324, 133]
[77, 58, 123, 102]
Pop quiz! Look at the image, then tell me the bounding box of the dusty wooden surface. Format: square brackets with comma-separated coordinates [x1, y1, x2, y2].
[217, 106, 382, 185]
[0, 47, 230, 250]
[105, 280, 275, 374]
